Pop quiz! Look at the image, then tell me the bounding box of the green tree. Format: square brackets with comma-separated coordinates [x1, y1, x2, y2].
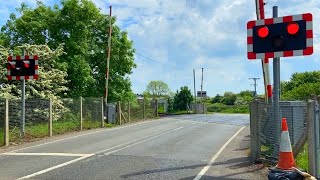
[221, 92, 237, 105]
[173, 86, 193, 111]
[212, 94, 222, 103]
[281, 71, 320, 100]
[1, 0, 136, 101]
[146, 80, 170, 97]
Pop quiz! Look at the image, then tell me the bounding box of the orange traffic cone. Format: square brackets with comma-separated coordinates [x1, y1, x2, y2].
[276, 118, 295, 170]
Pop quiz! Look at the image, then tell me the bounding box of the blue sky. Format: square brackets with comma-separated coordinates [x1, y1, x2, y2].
[1, 0, 319, 96]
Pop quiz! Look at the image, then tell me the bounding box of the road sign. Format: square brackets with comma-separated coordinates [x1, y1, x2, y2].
[7, 55, 39, 80]
[247, 13, 313, 59]
[197, 91, 207, 98]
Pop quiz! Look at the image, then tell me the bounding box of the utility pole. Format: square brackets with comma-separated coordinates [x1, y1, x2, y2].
[104, 6, 112, 121]
[193, 69, 196, 104]
[200, 68, 204, 103]
[249, 78, 260, 97]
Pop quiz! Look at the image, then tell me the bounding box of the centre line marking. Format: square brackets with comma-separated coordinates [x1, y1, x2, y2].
[193, 126, 246, 180]
[17, 122, 197, 180]
[3, 153, 94, 157]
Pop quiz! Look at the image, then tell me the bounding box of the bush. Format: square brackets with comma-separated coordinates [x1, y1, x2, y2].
[207, 103, 249, 114]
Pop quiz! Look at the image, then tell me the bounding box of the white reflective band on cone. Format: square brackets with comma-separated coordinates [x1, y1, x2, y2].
[280, 131, 292, 152]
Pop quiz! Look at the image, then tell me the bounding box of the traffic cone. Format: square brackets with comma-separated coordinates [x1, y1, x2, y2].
[276, 118, 295, 170]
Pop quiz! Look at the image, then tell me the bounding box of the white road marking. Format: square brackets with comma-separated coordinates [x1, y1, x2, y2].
[8, 119, 160, 153]
[17, 122, 197, 179]
[2, 153, 94, 157]
[17, 155, 93, 180]
[193, 126, 246, 180]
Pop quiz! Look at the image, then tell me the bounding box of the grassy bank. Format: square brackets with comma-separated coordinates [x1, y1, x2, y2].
[296, 143, 308, 171]
[0, 119, 115, 146]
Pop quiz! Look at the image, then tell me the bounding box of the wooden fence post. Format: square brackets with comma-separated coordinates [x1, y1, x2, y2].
[48, 99, 53, 137]
[250, 99, 261, 162]
[128, 102, 131, 123]
[117, 101, 122, 125]
[155, 99, 159, 118]
[80, 97, 83, 130]
[4, 99, 9, 146]
[143, 99, 146, 120]
[101, 97, 104, 127]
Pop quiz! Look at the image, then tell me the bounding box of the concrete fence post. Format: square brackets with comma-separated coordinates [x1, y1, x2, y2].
[4, 99, 9, 146]
[128, 102, 131, 123]
[117, 101, 122, 125]
[80, 97, 83, 130]
[48, 98, 53, 137]
[307, 100, 318, 177]
[250, 99, 261, 162]
[101, 97, 104, 127]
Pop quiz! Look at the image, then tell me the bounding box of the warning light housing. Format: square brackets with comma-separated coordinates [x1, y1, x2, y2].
[287, 23, 299, 35]
[258, 26, 269, 38]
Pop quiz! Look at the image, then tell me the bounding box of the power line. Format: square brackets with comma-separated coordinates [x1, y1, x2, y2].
[135, 52, 186, 70]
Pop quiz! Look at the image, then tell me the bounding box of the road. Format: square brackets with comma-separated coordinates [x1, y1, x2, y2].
[0, 114, 250, 180]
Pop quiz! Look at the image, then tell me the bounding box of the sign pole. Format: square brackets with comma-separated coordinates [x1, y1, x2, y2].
[21, 49, 26, 138]
[272, 6, 281, 154]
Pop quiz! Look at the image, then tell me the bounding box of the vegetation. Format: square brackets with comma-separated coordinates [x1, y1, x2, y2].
[208, 90, 253, 114]
[173, 86, 193, 111]
[296, 143, 308, 171]
[145, 80, 170, 97]
[0, 0, 136, 102]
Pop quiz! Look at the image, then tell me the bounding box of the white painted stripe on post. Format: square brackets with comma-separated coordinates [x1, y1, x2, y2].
[247, 29, 253, 37]
[29, 55, 34, 59]
[274, 51, 283, 57]
[274, 17, 283, 24]
[256, 53, 265, 59]
[292, 14, 303, 21]
[35, 70, 39, 74]
[20, 76, 25, 80]
[12, 56, 16, 60]
[306, 21, 313, 30]
[7, 70, 11, 75]
[12, 76, 16, 80]
[280, 131, 292, 152]
[293, 50, 303, 56]
[307, 38, 313, 47]
[29, 76, 34, 80]
[35, 60, 38, 65]
[255, 19, 265, 26]
[247, 44, 253, 52]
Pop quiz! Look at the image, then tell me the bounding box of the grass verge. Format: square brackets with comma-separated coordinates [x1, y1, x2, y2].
[296, 143, 308, 171]
[0, 119, 116, 147]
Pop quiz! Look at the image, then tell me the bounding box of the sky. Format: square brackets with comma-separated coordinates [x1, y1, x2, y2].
[0, 0, 319, 97]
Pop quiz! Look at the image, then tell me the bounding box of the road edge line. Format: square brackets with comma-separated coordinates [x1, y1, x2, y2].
[193, 126, 246, 180]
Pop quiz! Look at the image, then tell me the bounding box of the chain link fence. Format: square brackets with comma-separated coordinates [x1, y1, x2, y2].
[251, 100, 307, 162]
[120, 99, 157, 123]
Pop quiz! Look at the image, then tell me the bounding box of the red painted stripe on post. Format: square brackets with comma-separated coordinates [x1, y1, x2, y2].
[267, 85, 272, 97]
[7, 76, 12, 81]
[16, 76, 20, 80]
[35, 65, 39, 70]
[7, 56, 12, 61]
[25, 55, 29, 60]
[25, 76, 29, 80]
[264, 58, 269, 63]
[16, 56, 21, 60]
[34, 55, 38, 60]
[34, 75, 39, 79]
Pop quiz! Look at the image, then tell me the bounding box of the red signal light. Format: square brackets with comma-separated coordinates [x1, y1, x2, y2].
[257, 26, 269, 38]
[287, 23, 299, 35]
